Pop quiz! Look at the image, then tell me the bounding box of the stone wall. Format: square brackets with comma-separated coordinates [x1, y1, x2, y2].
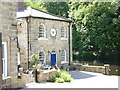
[73, 63, 110, 75]
[17, 74, 29, 88]
[37, 69, 59, 82]
[0, 2, 19, 88]
[17, 18, 28, 69]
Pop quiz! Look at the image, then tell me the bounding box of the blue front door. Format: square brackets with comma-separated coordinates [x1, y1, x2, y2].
[51, 53, 56, 66]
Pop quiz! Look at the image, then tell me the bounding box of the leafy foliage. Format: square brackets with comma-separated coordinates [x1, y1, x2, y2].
[24, 0, 47, 11]
[24, 0, 69, 17]
[49, 70, 73, 83]
[59, 70, 73, 82]
[55, 77, 64, 83]
[69, 2, 120, 65]
[31, 54, 39, 69]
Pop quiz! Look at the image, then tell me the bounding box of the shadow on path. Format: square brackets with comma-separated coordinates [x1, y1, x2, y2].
[69, 71, 96, 79]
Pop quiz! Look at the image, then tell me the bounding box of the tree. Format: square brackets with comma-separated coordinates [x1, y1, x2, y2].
[24, 0, 69, 18]
[24, 0, 47, 11]
[31, 54, 39, 69]
[69, 1, 120, 65]
[31, 54, 39, 82]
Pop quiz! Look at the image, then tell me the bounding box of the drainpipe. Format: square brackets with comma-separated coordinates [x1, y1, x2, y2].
[0, 33, 2, 90]
[68, 22, 72, 66]
[16, 36, 20, 65]
[26, 17, 30, 69]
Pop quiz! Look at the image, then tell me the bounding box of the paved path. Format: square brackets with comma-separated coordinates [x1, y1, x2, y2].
[22, 71, 118, 88]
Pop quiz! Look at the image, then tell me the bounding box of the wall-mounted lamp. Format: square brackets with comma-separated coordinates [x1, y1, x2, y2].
[59, 50, 61, 53]
[48, 50, 50, 53]
[59, 48, 61, 53]
[48, 50, 50, 55]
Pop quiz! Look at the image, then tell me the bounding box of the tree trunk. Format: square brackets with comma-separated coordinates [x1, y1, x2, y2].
[34, 69, 38, 82]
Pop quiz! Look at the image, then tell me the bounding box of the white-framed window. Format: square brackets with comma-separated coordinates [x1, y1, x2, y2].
[61, 26, 67, 39]
[2, 42, 7, 79]
[39, 51, 46, 67]
[61, 50, 66, 61]
[39, 24, 46, 38]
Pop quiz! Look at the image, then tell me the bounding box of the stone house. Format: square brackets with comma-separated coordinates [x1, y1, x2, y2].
[17, 7, 72, 70]
[0, 2, 72, 88]
[0, 2, 20, 88]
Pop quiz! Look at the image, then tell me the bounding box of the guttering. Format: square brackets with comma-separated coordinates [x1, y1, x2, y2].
[17, 16, 72, 23]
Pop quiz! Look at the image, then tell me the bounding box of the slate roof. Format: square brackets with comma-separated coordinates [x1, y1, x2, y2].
[17, 6, 72, 22]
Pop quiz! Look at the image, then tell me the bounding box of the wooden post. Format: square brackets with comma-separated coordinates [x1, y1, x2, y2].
[0, 33, 2, 89]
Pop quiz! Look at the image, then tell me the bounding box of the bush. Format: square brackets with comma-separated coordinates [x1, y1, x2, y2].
[59, 70, 73, 82]
[55, 77, 64, 83]
[48, 70, 73, 83]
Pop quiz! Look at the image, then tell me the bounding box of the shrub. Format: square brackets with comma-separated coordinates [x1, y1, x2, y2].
[48, 70, 73, 83]
[59, 70, 73, 82]
[55, 77, 64, 83]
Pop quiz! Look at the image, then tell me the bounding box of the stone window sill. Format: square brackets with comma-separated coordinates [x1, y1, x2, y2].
[38, 38, 48, 40]
[61, 38, 68, 40]
[2, 76, 11, 80]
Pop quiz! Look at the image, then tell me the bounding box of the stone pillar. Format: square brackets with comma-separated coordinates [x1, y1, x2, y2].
[104, 64, 110, 75]
[17, 1, 25, 11]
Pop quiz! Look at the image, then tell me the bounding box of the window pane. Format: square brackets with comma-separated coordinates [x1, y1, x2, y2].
[39, 52, 45, 62]
[2, 45, 4, 58]
[61, 27, 67, 38]
[61, 50, 65, 61]
[2, 44, 4, 74]
[61, 27, 65, 38]
[39, 51, 45, 68]
[39, 24, 45, 38]
[2, 43, 7, 77]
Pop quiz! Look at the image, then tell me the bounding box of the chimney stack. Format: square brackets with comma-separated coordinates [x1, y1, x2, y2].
[17, 1, 25, 11]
